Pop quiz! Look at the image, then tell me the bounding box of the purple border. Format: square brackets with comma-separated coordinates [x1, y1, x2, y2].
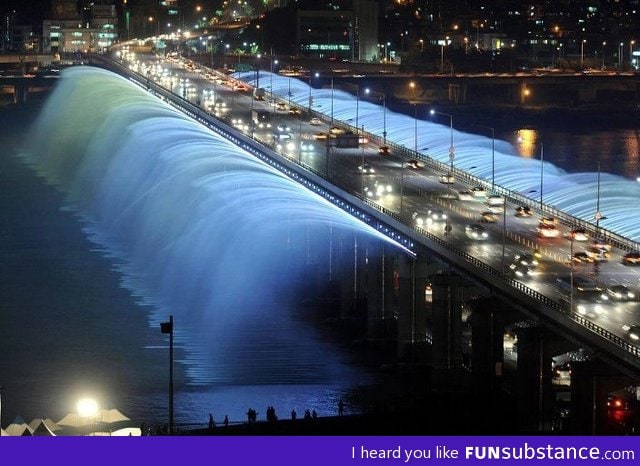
[1, 436, 638, 466]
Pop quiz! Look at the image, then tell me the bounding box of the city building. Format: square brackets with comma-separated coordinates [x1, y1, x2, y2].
[43, 0, 118, 54]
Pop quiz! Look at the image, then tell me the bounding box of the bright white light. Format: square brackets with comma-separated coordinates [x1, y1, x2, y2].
[77, 398, 99, 418]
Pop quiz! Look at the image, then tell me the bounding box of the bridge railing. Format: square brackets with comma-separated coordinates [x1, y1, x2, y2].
[92, 55, 640, 363]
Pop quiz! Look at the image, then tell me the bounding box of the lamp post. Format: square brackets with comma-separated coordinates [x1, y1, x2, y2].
[472, 124, 495, 190]
[539, 143, 544, 209]
[330, 76, 334, 125]
[413, 104, 418, 153]
[364, 88, 387, 145]
[308, 71, 319, 112]
[619, 42, 624, 68]
[269, 49, 277, 102]
[630, 41, 636, 68]
[581, 39, 586, 69]
[160, 316, 174, 435]
[430, 109, 455, 174]
[595, 161, 604, 235]
[602, 41, 606, 69]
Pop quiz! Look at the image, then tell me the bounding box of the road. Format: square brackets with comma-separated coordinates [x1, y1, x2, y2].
[121, 50, 640, 353]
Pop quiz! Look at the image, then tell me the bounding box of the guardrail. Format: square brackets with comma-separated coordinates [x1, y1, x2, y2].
[91, 55, 640, 366]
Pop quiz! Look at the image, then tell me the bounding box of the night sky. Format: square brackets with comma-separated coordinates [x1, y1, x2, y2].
[3, 0, 51, 27]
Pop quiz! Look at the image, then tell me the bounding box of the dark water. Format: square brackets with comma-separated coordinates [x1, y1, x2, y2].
[1, 95, 638, 430]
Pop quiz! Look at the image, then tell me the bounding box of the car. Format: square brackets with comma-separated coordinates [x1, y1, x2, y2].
[622, 252, 640, 265]
[439, 173, 455, 184]
[309, 117, 322, 125]
[358, 163, 375, 174]
[487, 194, 504, 206]
[288, 108, 301, 116]
[276, 123, 292, 132]
[275, 102, 288, 112]
[509, 262, 533, 278]
[428, 209, 448, 221]
[567, 228, 589, 241]
[458, 190, 474, 201]
[329, 126, 345, 135]
[537, 223, 561, 238]
[590, 239, 611, 251]
[300, 141, 314, 151]
[540, 216, 556, 225]
[480, 211, 499, 223]
[364, 181, 393, 198]
[606, 285, 636, 301]
[623, 325, 640, 341]
[552, 363, 572, 386]
[569, 251, 594, 264]
[406, 159, 420, 170]
[471, 186, 486, 197]
[312, 132, 329, 140]
[575, 303, 605, 319]
[465, 224, 489, 240]
[412, 209, 447, 226]
[586, 246, 610, 262]
[273, 132, 292, 140]
[378, 146, 391, 155]
[513, 253, 539, 268]
[515, 206, 532, 217]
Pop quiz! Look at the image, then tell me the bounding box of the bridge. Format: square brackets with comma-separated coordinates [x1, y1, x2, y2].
[86, 53, 640, 434]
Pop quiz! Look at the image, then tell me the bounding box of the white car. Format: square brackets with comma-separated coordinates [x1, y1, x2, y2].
[439, 173, 455, 184]
[358, 163, 375, 174]
[458, 190, 474, 201]
[487, 194, 504, 206]
[465, 224, 489, 240]
[310, 117, 322, 125]
[300, 141, 314, 151]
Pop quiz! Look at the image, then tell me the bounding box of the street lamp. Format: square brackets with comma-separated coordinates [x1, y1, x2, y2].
[308, 72, 319, 112]
[440, 37, 450, 74]
[619, 42, 624, 68]
[630, 41, 636, 68]
[472, 124, 495, 190]
[594, 161, 605, 236]
[364, 88, 387, 145]
[602, 41, 606, 69]
[429, 109, 455, 174]
[581, 39, 586, 69]
[269, 50, 278, 102]
[160, 316, 174, 435]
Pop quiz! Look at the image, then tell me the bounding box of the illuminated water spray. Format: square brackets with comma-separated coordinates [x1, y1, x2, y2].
[240, 71, 640, 242]
[21, 67, 397, 386]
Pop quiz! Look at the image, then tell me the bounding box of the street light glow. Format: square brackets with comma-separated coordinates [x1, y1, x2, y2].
[77, 398, 99, 418]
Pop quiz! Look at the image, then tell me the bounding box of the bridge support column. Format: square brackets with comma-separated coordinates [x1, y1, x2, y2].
[470, 298, 505, 397]
[365, 242, 396, 342]
[337, 231, 367, 323]
[396, 254, 431, 364]
[515, 326, 557, 432]
[569, 360, 636, 434]
[430, 274, 466, 392]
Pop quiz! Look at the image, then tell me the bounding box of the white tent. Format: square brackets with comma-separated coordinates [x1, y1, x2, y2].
[29, 418, 60, 436]
[57, 408, 139, 436]
[4, 422, 33, 436]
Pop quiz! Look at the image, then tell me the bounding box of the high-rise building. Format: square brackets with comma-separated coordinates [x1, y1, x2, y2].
[44, 0, 118, 54]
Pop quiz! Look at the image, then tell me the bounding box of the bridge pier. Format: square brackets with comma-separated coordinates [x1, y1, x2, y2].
[569, 360, 637, 434]
[469, 297, 505, 398]
[336, 231, 367, 323]
[430, 273, 467, 392]
[396, 254, 432, 364]
[365, 241, 397, 342]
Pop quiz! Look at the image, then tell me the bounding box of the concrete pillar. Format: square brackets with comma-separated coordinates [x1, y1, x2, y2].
[569, 360, 635, 434]
[396, 253, 431, 364]
[515, 326, 556, 432]
[365, 241, 396, 342]
[430, 273, 466, 391]
[337, 231, 367, 321]
[469, 298, 505, 396]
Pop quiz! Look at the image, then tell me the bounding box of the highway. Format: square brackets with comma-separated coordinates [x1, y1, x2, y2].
[118, 50, 640, 358]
